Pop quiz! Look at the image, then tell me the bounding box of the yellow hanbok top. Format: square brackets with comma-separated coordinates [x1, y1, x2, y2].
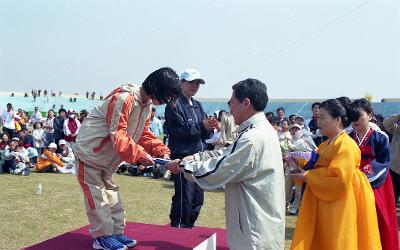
[290, 132, 381, 250]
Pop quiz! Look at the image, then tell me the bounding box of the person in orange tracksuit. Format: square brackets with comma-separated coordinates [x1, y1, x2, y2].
[72, 67, 181, 250]
[35, 142, 65, 172]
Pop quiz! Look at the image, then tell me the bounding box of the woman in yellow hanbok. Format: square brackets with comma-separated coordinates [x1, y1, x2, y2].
[290, 99, 381, 250]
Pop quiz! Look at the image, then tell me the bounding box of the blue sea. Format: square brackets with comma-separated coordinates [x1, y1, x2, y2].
[0, 95, 399, 118]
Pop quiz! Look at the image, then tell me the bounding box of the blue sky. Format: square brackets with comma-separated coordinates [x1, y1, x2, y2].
[0, 0, 398, 100]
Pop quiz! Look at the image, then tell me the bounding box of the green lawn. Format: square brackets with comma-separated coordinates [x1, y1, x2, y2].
[0, 172, 297, 250]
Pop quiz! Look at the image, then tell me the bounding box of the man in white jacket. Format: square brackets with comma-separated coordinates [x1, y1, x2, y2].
[166, 78, 285, 250]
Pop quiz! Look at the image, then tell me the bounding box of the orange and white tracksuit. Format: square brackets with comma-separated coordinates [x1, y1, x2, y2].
[72, 83, 170, 238]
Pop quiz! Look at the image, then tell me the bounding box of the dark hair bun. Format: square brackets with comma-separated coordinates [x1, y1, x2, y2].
[344, 104, 360, 124]
[320, 98, 359, 128]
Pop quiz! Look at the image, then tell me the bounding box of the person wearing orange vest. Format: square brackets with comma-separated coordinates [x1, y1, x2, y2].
[72, 67, 181, 250]
[35, 142, 64, 172]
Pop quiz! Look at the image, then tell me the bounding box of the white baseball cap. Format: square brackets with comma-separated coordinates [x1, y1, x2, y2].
[58, 139, 67, 145]
[289, 124, 302, 130]
[49, 143, 57, 149]
[180, 69, 205, 84]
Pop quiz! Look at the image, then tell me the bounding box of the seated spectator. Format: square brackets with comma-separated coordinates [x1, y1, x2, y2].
[17, 129, 38, 165]
[3, 140, 29, 174]
[126, 163, 150, 176]
[10, 147, 30, 176]
[57, 139, 76, 174]
[2, 141, 17, 173]
[0, 133, 10, 173]
[0, 132, 9, 150]
[17, 129, 34, 149]
[35, 143, 65, 173]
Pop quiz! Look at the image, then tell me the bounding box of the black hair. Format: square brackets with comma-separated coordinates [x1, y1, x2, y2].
[33, 122, 42, 128]
[142, 67, 181, 105]
[311, 102, 321, 109]
[47, 109, 55, 116]
[58, 108, 67, 114]
[276, 107, 285, 113]
[375, 114, 385, 123]
[18, 128, 27, 134]
[289, 114, 296, 120]
[270, 117, 280, 126]
[1, 132, 9, 139]
[320, 99, 359, 128]
[279, 119, 289, 126]
[336, 96, 352, 107]
[351, 98, 373, 115]
[265, 112, 274, 118]
[232, 78, 268, 112]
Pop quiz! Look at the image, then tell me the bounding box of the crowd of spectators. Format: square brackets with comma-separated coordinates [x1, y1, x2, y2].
[1, 100, 399, 218]
[0, 103, 83, 175]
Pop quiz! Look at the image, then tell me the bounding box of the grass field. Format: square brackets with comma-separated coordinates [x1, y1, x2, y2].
[0, 172, 299, 250]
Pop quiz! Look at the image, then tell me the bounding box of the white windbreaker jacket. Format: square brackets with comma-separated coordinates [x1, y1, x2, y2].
[183, 112, 285, 250]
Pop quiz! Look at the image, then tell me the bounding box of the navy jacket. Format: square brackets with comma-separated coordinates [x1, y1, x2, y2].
[53, 116, 65, 139]
[164, 96, 211, 158]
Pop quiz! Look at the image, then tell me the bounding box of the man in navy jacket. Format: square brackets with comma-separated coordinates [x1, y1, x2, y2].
[164, 69, 217, 228]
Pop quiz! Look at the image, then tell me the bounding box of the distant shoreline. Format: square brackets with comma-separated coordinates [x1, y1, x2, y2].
[0, 91, 398, 103]
[0, 91, 90, 99]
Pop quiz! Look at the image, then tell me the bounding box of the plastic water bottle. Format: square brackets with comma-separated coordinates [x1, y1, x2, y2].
[36, 183, 42, 195]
